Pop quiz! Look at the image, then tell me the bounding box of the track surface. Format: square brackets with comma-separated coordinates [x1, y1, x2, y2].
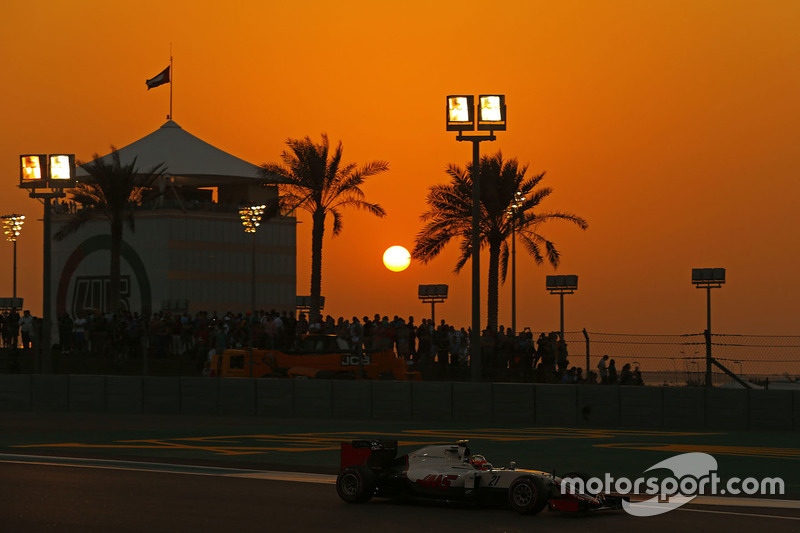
[2, 459, 800, 533]
[2, 412, 799, 531]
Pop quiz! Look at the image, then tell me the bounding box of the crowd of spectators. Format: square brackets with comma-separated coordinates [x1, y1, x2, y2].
[0, 308, 643, 385]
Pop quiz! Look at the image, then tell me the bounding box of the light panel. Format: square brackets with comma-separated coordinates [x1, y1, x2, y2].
[418, 284, 449, 300]
[239, 204, 267, 233]
[2, 214, 25, 242]
[446, 95, 475, 131]
[692, 267, 726, 285]
[49, 154, 75, 184]
[20, 154, 46, 188]
[477, 94, 506, 131]
[546, 274, 579, 291]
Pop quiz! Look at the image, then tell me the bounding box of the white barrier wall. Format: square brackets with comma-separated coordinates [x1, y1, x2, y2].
[0, 375, 798, 430]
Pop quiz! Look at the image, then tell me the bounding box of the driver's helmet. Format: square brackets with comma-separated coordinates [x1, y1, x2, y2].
[469, 454, 489, 470]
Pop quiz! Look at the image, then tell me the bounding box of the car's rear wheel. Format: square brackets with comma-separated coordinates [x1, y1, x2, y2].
[508, 476, 548, 515]
[336, 467, 375, 504]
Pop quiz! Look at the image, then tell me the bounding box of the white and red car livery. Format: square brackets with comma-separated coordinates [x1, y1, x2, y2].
[336, 439, 625, 515]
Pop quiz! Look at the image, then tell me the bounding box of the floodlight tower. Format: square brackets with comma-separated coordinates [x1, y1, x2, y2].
[240, 203, 266, 378]
[446, 94, 506, 382]
[546, 275, 579, 339]
[418, 284, 449, 325]
[19, 154, 74, 373]
[506, 190, 524, 335]
[2, 214, 25, 308]
[692, 268, 726, 387]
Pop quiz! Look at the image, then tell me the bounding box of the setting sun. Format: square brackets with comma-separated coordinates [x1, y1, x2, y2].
[383, 245, 411, 272]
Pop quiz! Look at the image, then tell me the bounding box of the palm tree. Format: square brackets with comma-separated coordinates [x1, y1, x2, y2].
[414, 151, 588, 332]
[260, 134, 388, 321]
[54, 148, 165, 314]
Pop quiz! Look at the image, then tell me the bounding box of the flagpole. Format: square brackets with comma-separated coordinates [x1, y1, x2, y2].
[169, 43, 173, 119]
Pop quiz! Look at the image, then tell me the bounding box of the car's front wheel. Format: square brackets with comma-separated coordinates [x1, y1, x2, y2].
[336, 467, 375, 504]
[508, 476, 548, 515]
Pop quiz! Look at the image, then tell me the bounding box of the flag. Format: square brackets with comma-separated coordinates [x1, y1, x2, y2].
[146, 66, 170, 90]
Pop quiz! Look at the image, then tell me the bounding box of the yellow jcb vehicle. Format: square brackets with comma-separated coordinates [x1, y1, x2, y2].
[210, 334, 421, 381]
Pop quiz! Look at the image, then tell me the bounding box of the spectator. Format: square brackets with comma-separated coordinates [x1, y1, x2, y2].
[396, 318, 412, 360]
[58, 313, 73, 353]
[556, 332, 569, 375]
[597, 355, 609, 384]
[632, 365, 644, 385]
[608, 358, 618, 385]
[19, 310, 34, 350]
[619, 363, 633, 385]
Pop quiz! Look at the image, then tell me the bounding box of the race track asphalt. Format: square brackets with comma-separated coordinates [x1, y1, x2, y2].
[1, 411, 799, 532]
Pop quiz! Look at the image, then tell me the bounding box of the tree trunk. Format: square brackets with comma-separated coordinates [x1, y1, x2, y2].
[109, 220, 123, 315]
[309, 210, 325, 322]
[486, 238, 501, 332]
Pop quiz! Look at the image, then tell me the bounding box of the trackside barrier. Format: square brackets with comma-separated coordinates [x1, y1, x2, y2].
[0, 374, 798, 430]
[143, 377, 180, 414]
[491, 383, 535, 424]
[333, 380, 371, 419]
[257, 379, 294, 417]
[412, 382, 452, 422]
[619, 386, 662, 427]
[372, 381, 412, 420]
[68, 375, 106, 413]
[535, 384, 577, 425]
[577, 386, 620, 426]
[0, 374, 31, 411]
[662, 387, 705, 428]
[749, 390, 793, 431]
[32, 375, 68, 412]
[795, 392, 800, 431]
[180, 377, 219, 415]
[294, 380, 332, 418]
[705, 388, 749, 430]
[105, 376, 142, 414]
[453, 383, 492, 423]
[219, 379, 256, 416]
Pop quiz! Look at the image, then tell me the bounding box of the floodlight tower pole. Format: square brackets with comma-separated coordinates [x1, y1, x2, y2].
[447, 94, 506, 382]
[20, 154, 73, 374]
[470, 138, 481, 381]
[42, 197, 52, 372]
[29, 193, 63, 373]
[240, 204, 265, 378]
[457, 134, 494, 383]
[705, 286, 711, 387]
[546, 275, 578, 346]
[692, 268, 726, 388]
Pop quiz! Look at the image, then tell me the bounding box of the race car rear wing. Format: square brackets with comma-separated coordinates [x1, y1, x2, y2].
[340, 439, 398, 470]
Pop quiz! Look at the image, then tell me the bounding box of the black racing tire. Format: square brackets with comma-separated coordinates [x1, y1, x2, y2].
[336, 467, 376, 504]
[508, 476, 548, 515]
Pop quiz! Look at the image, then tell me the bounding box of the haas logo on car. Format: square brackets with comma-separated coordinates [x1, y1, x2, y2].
[415, 474, 458, 489]
[340, 355, 371, 366]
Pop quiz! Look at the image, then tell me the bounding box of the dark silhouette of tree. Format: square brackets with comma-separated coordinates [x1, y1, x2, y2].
[54, 148, 165, 314]
[414, 152, 587, 331]
[260, 134, 388, 321]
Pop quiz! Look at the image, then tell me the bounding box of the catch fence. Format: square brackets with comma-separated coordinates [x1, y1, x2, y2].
[563, 331, 800, 387]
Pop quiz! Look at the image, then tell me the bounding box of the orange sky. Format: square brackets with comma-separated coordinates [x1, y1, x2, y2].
[1, 0, 799, 335]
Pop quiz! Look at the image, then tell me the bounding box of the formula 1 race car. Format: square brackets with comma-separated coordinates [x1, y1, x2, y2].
[336, 439, 625, 515]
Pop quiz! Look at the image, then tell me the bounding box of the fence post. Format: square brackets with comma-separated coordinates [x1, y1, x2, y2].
[583, 328, 590, 383]
[704, 328, 712, 388]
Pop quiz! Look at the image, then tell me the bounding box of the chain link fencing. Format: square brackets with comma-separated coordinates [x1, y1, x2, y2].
[563, 331, 800, 387]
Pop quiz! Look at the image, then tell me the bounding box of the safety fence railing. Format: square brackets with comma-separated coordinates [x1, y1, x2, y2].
[564, 331, 800, 388]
